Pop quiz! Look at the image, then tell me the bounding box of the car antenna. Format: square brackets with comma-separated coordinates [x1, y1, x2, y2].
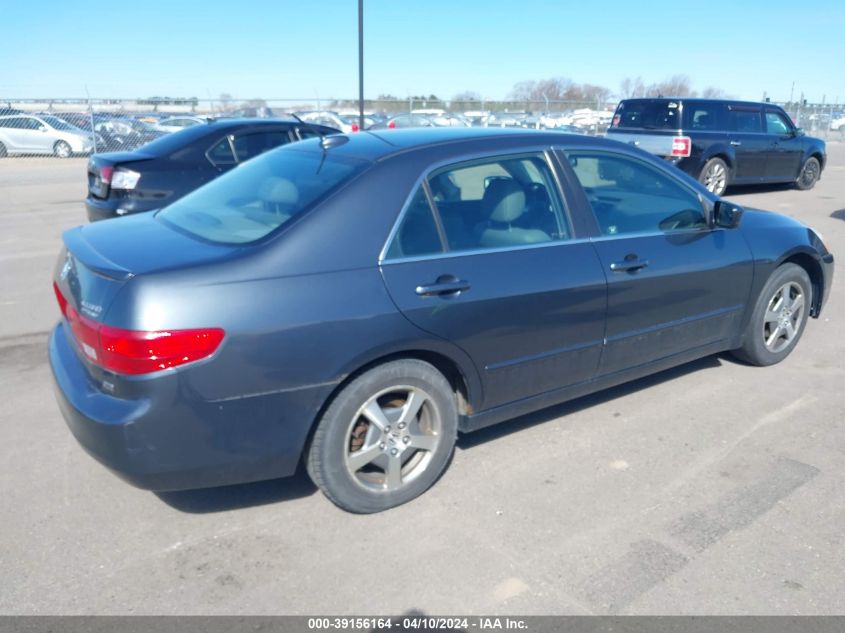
[288, 112, 326, 141]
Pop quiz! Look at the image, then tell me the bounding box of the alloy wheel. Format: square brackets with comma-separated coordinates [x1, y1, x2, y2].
[344, 386, 442, 492]
[763, 281, 805, 353]
[799, 160, 819, 188]
[703, 162, 727, 194]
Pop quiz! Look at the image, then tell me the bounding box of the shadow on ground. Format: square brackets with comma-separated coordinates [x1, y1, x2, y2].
[457, 353, 726, 450]
[155, 464, 317, 514]
[156, 352, 734, 513]
[830, 209, 845, 221]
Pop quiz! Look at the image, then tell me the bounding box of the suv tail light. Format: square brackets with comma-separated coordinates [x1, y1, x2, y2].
[54, 282, 224, 375]
[350, 122, 360, 133]
[671, 136, 692, 157]
[612, 114, 621, 127]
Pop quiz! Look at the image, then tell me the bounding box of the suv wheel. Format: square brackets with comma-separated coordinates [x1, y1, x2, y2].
[306, 359, 458, 513]
[699, 157, 729, 196]
[795, 156, 820, 190]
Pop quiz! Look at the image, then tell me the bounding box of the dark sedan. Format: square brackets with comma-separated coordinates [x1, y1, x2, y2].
[50, 128, 833, 513]
[85, 118, 338, 221]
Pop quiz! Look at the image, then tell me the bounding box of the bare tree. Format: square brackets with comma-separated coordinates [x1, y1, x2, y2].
[701, 86, 728, 98]
[646, 75, 697, 97]
[451, 91, 481, 112]
[620, 76, 646, 98]
[581, 83, 613, 105]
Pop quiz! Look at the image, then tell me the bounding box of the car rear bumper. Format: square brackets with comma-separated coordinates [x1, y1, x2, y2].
[49, 322, 326, 491]
[85, 196, 159, 222]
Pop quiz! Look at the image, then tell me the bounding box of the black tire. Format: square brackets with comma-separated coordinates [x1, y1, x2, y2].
[0, 141, 7, 158]
[53, 140, 72, 158]
[732, 263, 812, 366]
[306, 359, 458, 513]
[698, 157, 729, 196]
[795, 156, 821, 190]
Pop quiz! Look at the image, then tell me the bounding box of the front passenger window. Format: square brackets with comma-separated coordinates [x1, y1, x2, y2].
[567, 152, 707, 236]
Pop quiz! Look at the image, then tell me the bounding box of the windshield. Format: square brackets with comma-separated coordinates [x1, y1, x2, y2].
[158, 146, 369, 244]
[613, 99, 681, 130]
[41, 115, 80, 131]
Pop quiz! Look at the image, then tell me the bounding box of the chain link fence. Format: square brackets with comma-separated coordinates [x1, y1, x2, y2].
[773, 101, 845, 141]
[0, 97, 617, 159]
[1, 96, 841, 160]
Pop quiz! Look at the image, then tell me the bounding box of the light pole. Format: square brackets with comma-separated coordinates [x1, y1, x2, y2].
[358, 0, 365, 130]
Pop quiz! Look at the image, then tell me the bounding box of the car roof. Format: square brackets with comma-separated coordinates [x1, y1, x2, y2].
[300, 127, 622, 162]
[618, 97, 781, 108]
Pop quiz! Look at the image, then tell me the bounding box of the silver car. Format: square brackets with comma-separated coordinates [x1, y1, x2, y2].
[0, 114, 94, 158]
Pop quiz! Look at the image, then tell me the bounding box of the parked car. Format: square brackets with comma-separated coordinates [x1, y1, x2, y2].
[90, 115, 166, 151]
[0, 113, 94, 157]
[368, 113, 436, 130]
[296, 111, 371, 133]
[606, 98, 826, 196]
[153, 116, 207, 133]
[85, 118, 338, 221]
[830, 114, 845, 131]
[50, 128, 833, 513]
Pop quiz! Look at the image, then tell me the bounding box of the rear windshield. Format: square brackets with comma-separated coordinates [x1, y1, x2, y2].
[157, 146, 369, 244]
[613, 99, 681, 130]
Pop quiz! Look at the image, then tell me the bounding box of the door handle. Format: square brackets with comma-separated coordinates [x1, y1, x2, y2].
[415, 278, 470, 297]
[730, 140, 742, 146]
[610, 258, 649, 273]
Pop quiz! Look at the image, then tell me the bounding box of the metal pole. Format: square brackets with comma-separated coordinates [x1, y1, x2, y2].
[358, 0, 364, 131]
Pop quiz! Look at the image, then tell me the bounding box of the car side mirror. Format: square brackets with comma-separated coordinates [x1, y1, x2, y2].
[713, 200, 744, 229]
[794, 127, 805, 137]
[39, 126, 48, 132]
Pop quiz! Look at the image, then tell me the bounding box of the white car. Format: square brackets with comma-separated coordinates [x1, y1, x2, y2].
[0, 114, 94, 158]
[297, 111, 370, 133]
[830, 115, 845, 131]
[153, 116, 206, 134]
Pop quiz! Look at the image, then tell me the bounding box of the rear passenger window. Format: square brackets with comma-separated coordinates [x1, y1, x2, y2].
[207, 136, 236, 166]
[232, 131, 291, 162]
[429, 154, 568, 252]
[729, 109, 762, 133]
[384, 154, 569, 259]
[685, 103, 724, 130]
[385, 188, 443, 259]
[567, 152, 707, 236]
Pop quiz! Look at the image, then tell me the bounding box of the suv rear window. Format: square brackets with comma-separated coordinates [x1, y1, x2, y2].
[158, 146, 369, 244]
[613, 100, 681, 130]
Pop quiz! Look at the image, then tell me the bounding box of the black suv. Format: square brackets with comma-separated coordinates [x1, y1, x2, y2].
[606, 98, 826, 196]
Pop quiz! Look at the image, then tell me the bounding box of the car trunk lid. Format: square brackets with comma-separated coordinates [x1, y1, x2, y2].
[87, 151, 154, 199]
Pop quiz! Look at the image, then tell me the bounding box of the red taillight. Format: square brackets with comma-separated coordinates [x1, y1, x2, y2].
[53, 282, 224, 375]
[612, 114, 621, 127]
[53, 282, 68, 317]
[388, 120, 396, 129]
[99, 165, 114, 184]
[671, 136, 691, 157]
[351, 122, 360, 132]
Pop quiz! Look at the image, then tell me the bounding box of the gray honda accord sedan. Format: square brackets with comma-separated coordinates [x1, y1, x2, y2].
[50, 128, 833, 512]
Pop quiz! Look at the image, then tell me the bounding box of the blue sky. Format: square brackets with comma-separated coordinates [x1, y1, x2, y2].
[3, 0, 844, 103]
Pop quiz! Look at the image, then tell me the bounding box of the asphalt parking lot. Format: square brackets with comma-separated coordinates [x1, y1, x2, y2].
[1, 146, 844, 616]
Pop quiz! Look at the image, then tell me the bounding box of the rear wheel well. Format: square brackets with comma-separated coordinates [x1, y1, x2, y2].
[301, 350, 473, 465]
[781, 253, 823, 316]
